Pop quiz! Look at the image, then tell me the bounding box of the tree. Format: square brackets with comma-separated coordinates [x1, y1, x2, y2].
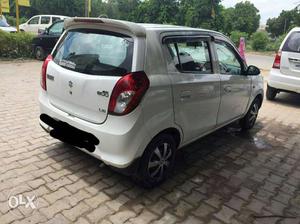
[251, 32, 269, 51]
[221, 1, 260, 36]
[178, 0, 222, 29]
[266, 10, 297, 37]
[134, 0, 179, 24]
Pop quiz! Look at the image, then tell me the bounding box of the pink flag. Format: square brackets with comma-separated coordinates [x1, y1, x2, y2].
[238, 37, 246, 62]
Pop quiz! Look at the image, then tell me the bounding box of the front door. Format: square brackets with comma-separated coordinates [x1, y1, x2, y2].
[214, 40, 252, 125]
[164, 36, 221, 142]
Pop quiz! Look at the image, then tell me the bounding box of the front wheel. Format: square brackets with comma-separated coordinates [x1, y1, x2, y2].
[240, 98, 261, 130]
[35, 46, 45, 61]
[134, 134, 176, 188]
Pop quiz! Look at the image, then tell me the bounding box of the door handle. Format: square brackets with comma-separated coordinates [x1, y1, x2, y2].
[180, 91, 192, 100]
[224, 86, 232, 93]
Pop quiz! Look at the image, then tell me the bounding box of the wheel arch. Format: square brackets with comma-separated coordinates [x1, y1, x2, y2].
[151, 127, 182, 148]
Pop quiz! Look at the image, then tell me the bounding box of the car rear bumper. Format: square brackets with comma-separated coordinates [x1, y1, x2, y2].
[268, 68, 300, 93]
[39, 90, 149, 169]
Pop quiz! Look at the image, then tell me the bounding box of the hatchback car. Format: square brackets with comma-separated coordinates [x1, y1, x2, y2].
[39, 18, 264, 187]
[32, 20, 64, 60]
[267, 27, 300, 100]
[20, 15, 68, 34]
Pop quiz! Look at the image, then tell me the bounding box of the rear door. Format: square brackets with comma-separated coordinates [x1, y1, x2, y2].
[46, 29, 135, 124]
[40, 16, 51, 31]
[164, 36, 221, 141]
[281, 31, 300, 78]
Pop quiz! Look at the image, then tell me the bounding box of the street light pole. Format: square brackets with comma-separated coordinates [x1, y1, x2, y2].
[84, 0, 88, 17]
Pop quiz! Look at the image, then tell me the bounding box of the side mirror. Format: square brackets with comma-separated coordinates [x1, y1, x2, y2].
[246, 65, 260, 76]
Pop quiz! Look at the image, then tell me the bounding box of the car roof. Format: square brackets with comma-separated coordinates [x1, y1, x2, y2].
[290, 27, 300, 32]
[32, 15, 69, 18]
[65, 17, 225, 38]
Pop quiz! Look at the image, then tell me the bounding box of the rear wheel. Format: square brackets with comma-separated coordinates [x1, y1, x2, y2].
[240, 98, 261, 130]
[266, 85, 277, 100]
[35, 46, 45, 61]
[134, 134, 176, 188]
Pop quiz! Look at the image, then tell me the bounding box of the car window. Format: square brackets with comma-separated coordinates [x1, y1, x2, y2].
[215, 41, 242, 75]
[52, 17, 61, 23]
[28, 17, 39, 25]
[282, 32, 300, 52]
[41, 16, 50, 24]
[48, 22, 64, 35]
[53, 29, 133, 76]
[167, 39, 212, 74]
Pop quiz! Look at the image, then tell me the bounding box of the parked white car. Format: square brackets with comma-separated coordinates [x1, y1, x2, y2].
[19, 15, 68, 34]
[0, 15, 17, 33]
[267, 27, 300, 100]
[39, 18, 264, 187]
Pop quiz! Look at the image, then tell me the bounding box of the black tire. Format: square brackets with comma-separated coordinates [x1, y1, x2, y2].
[134, 134, 176, 188]
[266, 85, 277, 100]
[35, 46, 45, 61]
[240, 98, 261, 131]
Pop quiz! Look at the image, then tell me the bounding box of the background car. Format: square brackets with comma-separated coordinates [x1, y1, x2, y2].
[0, 15, 17, 33]
[20, 15, 68, 34]
[32, 20, 64, 60]
[267, 27, 300, 100]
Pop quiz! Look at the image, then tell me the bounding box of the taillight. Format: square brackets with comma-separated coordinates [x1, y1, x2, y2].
[108, 71, 150, 116]
[41, 55, 53, 90]
[272, 51, 281, 69]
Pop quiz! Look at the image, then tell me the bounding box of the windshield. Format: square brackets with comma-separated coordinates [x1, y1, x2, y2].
[53, 29, 134, 76]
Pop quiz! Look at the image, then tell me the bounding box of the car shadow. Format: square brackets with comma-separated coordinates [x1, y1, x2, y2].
[271, 92, 300, 108]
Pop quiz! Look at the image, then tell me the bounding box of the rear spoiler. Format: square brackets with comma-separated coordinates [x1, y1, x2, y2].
[64, 17, 146, 37]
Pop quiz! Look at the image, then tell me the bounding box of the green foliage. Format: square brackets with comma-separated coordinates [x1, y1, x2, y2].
[266, 9, 299, 37]
[266, 34, 287, 51]
[222, 2, 260, 36]
[5, 16, 27, 26]
[230, 31, 248, 47]
[251, 32, 269, 51]
[0, 30, 34, 58]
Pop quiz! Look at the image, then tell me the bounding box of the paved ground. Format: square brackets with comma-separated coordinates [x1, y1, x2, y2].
[0, 61, 300, 224]
[246, 54, 274, 71]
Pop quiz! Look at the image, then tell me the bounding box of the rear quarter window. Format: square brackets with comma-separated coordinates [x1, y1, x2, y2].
[282, 32, 300, 52]
[53, 29, 134, 76]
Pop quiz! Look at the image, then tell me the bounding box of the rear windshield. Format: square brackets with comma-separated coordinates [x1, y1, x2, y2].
[282, 31, 300, 52]
[53, 29, 134, 76]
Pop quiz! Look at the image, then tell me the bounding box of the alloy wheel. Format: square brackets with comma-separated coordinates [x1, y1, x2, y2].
[147, 142, 172, 181]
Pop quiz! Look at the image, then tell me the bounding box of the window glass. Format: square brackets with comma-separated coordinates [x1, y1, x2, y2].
[282, 32, 300, 52]
[215, 42, 242, 75]
[28, 17, 39, 25]
[168, 40, 212, 73]
[52, 17, 61, 23]
[53, 29, 133, 76]
[41, 16, 50, 24]
[49, 22, 64, 35]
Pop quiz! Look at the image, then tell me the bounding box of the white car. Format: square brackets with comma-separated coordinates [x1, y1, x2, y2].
[20, 15, 68, 34]
[39, 18, 264, 187]
[267, 27, 300, 100]
[0, 15, 17, 33]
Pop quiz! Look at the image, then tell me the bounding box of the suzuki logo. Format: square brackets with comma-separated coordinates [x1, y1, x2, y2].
[69, 81, 73, 88]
